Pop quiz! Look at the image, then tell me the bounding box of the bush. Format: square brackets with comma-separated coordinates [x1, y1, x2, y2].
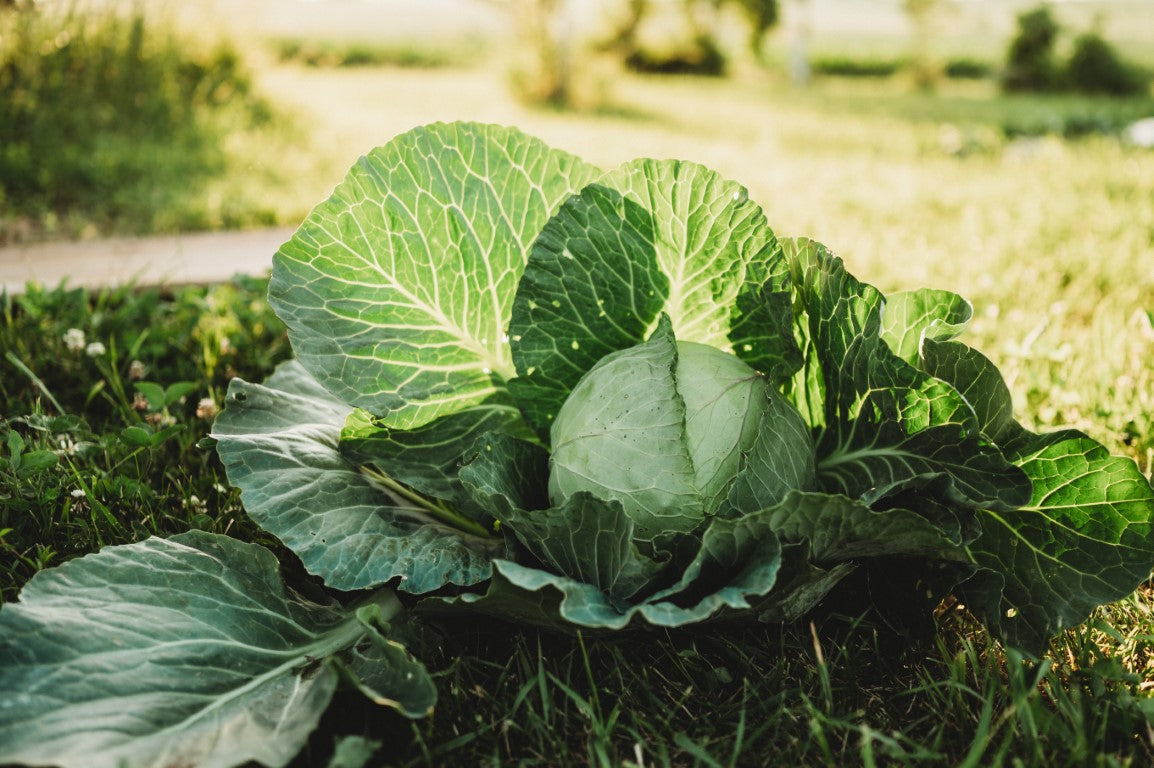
[0, 3, 270, 239]
[1065, 33, 1149, 96]
[944, 57, 993, 80]
[1002, 6, 1062, 92]
[810, 54, 905, 78]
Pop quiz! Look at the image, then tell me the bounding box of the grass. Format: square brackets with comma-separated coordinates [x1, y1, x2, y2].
[3, 20, 1154, 767]
[270, 35, 488, 70]
[0, 3, 306, 242]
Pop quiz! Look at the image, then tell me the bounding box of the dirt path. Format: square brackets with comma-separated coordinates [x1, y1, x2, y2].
[0, 228, 294, 295]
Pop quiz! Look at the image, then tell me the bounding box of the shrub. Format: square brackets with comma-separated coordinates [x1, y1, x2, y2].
[944, 57, 993, 80]
[1002, 6, 1062, 92]
[810, 54, 905, 78]
[1065, 32, 1149, 96]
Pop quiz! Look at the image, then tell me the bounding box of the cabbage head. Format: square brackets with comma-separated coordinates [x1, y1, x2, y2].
[549, 333, 810, 540]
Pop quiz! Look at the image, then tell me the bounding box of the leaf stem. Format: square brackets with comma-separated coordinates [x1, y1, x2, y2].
[360, 466, 493, 539]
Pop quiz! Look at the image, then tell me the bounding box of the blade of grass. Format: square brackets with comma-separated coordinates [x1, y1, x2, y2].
[6, 352, 65, 414]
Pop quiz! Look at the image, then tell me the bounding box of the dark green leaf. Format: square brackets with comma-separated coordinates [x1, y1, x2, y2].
[922, 340, 1154, 652]
[0, 532, 431, 768]
[783, 238, 1031, 511]
[14, 449, 58, 478]
[458, 431, 551, 521]
[339, 396, 532, 513]
[508, 183, 666, 435]
[119, 425, 154, 448]
[132, 381, 166, 411]
[502, 492, 665, 604]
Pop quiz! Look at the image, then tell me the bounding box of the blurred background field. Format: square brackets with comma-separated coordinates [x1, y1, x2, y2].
[1, 2, 1153, 763]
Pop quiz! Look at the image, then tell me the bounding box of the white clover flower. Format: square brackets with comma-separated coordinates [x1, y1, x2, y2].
[70, 489, 86, 499]
[196, 397, 219, 420]
[183, 495, 208, 513]
[85, 342, 106, 357]
[63, 328, 86, 351]
[128, 359, 148, 380]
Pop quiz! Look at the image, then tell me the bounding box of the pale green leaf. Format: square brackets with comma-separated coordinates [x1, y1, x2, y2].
[270, 122, 600, 429]
[212, 360, 500, 593]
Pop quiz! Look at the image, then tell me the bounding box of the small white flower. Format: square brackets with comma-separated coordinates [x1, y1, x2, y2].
[85, 342, 106, 357]
[128, 359, 148, 380]
[55, 434, 78, 456]
[70, 489, 86, 499]
[63, 328, 86, 351]
[183, 495, 208, 513]
[196, 397, 219, 420]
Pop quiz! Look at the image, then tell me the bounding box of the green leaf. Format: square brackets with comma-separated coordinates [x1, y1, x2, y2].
[133, 381, 166, 411]
[727, 272, 803, 385]
[508, 159, 793, 436]
[269, 122, 600, 430]
[337, 603, 437, 719]
[164, 381, 200, 407]
[501, 492, 665, 604]
[603, 160, 782, 350]
[339, 397, 532, 534]
[6, 429, 24, 468]
[508, 183, 666, 434]
[119, 424, 154, 448]
[880, 289, 972, 365]
[783, 238, 1031, 512]
[0, 532, 432, 768]
[752, 490, 966, 564]
[326, 736, 382, 768]
[212, 360, 500, 593]
[14, 449, 57, 478]
[922, 339, 1154, 652]
[458, 431, 551, 521]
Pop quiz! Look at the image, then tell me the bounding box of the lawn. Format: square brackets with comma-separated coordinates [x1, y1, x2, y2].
[3, 22, 1154, 768]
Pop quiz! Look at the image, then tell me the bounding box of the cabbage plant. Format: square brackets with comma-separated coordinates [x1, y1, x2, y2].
[2, 122, 1152, 768]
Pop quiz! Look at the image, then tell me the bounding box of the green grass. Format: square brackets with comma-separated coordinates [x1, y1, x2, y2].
[0, 3, 303, 242]
[0, 279, 292, 599]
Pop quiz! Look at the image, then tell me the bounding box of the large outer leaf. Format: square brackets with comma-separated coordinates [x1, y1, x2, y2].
[783, 238, 1031, 511]
[923, 339, 1154, 652]
[212, 360, 499, 593]
[428, 515, 852, 631]
[754, 490, 966, 563]
[508, 159, 795, 435]
[0, 532, 433, 768]
[270, 122, 600, 429]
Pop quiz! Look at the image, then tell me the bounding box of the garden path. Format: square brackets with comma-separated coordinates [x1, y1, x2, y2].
[0, 227, 294, 295]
